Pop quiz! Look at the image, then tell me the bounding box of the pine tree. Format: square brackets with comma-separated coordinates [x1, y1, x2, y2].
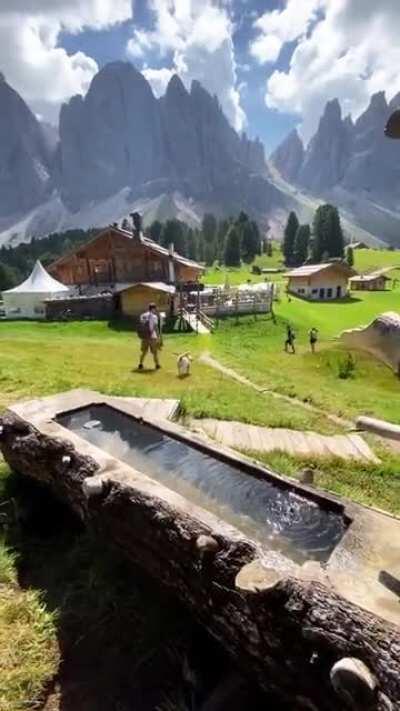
[283, 211, 299, 266]
[161, 219, 187, 256]
[266, 240, 273, 257]
[250, 220, 262, 257]
[204, 242, 216, 266]
[149, 220, 163, 244]
[312, 204, 345, 262]
[202, 213, 217, 242]
[186, 229, 198, 261]
[241, 220, 260, 262]
[293, 224, 311, 266]
[224, 225, 241, 267]
[216, 218, 231, 262]
[347, 245, 354, 267]
[201, 213, 217, 265]
[0, 261, 19, 290]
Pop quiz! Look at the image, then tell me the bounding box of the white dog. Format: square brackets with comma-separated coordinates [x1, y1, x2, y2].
[177, 352, 192, 377]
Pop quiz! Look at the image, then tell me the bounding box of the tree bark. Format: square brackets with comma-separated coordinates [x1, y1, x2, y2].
[1, 413, 399, 710]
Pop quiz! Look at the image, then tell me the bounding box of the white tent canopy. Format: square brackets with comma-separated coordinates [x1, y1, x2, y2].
[2, 260, 70, 319]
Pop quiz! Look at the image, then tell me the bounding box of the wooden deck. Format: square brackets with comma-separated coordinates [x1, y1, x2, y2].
[192, 418, 379, 463]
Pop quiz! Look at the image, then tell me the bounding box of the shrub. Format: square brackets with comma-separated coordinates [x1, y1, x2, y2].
[338, 353, 356, 379]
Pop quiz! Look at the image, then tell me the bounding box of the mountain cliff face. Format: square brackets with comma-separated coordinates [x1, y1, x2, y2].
[272, 92, 400, 202]
[0, 75, 51, 218]
[0, 61, 281, 245]
[270, 129, 304, 183]
[57, 62, 166, 210]
[56, 61, 270, 212]
[297, 99, 353, 192]
[270, 91, 400, 243]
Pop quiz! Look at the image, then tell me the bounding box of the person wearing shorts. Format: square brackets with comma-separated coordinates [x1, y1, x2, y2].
[138, 302, 162, 370]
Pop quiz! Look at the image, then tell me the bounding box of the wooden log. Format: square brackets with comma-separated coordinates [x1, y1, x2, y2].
[1, 413, 400, 710]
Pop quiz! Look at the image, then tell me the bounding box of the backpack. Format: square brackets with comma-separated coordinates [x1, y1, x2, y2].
[137, 317, 152, 339]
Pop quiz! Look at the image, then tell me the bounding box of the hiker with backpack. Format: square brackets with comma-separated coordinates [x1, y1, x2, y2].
[137, 302, 162, 370]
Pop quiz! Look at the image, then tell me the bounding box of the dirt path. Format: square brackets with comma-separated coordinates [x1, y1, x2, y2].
[199, 353, 354, 430]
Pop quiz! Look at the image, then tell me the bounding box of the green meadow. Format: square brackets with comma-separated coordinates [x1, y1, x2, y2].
[1, 246, 400, 709]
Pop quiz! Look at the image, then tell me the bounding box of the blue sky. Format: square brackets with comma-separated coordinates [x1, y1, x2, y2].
[1, 1, 400, 154]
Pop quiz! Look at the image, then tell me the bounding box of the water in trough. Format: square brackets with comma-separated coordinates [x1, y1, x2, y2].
[58, 404, 348, 565]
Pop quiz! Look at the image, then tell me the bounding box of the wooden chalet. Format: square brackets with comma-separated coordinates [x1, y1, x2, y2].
[48, 224, 204, 287]
[285, 262, 356, 300]
[350, 272, 391, 291]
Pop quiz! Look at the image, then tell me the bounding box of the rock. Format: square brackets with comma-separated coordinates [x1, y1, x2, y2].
[0, 75, 51, 217]
[57, 61, 166, 210]
[298, 99, 353, 192]
[270, 129, 304, 183]
[56, 62, 272, 215]
[271, 90, 400, 224]
[341, 311, 400, 373]
[299, 468, 314, 485]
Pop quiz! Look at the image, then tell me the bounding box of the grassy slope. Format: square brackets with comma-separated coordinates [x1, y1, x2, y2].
[0, 320, 331, 433]
[0, 464, 58, 711]
[203, 244, 284, 286]
[205, 248, 400, 423]
[212, 286, 400, 423]
[354, 248, 400, 273]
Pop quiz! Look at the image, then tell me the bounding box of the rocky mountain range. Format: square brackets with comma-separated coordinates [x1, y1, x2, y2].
[271, 92, 400, 245]
[2, 61, 400, 248]
[0, 62, 283, 247]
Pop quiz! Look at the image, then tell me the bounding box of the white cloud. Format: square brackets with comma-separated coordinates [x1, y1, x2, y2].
[142, 66, 174, 97]
[263, 0, 400, 141]
[127, 0, 246, 131]
[0, 1, 133, 121]
[250, 0, 322, 64]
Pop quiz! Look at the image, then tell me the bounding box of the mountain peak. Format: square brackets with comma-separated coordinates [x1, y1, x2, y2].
[270, 128, 304, 183]
[166, 74, 188, 98]
[323, 98, 342, 121]
[369, 90, 387, 111]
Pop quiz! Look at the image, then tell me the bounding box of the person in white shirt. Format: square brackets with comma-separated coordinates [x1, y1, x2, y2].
[138, 302, 162, 370]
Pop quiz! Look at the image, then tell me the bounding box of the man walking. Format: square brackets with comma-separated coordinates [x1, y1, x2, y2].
[284, 324, 296, 354]
[137, 302, 162, 370]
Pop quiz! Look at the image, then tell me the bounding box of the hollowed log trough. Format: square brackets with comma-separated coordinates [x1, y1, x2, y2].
[1, 411, 400, 711]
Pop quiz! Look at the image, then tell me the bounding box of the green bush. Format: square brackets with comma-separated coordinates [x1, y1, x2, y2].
[338, 353, 356, 379]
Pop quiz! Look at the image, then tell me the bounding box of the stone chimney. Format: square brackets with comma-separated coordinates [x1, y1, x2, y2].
[168, 243, 175, 283]
[130, 212, 143, 241]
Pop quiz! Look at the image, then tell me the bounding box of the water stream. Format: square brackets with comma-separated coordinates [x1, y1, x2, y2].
[58, 404, 348, 564]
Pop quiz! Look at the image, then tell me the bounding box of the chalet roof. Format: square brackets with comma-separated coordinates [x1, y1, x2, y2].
[3, 260, 70, 294]
[350, 241, 370, 249]
[116, 282, 176, 294]
[49, 225, 204, 272]
[350, 273, 391, 283]
[285, 262, 357, 279]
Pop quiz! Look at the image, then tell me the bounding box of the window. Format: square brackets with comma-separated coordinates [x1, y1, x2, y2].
[297, 288, 305, 294]
[327, 288, 332, 298]
[312, 288, 318, 294]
